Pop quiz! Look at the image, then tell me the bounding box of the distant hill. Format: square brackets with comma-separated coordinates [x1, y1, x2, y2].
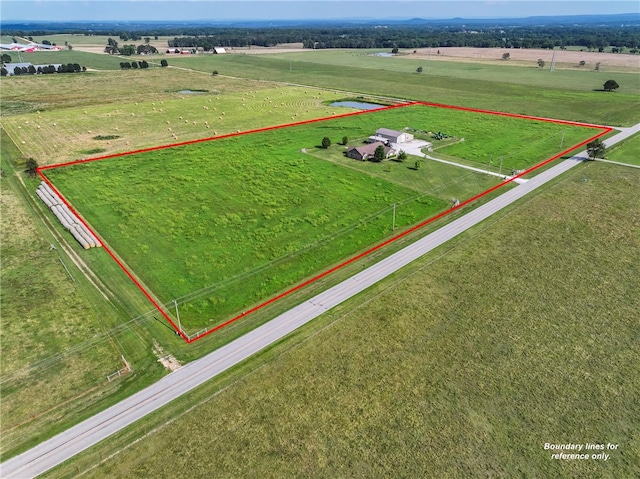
[1, 13, 639, 32]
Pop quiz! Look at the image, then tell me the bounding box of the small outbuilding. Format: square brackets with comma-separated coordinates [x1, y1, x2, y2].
[346, 141, 396, 161]
[375, 128, 414, 144]
[213, 47, 227, 54]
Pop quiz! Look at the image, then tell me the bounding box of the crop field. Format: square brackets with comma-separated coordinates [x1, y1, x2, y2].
[49, 144, 640, 479]
[41, 103, 600, 336]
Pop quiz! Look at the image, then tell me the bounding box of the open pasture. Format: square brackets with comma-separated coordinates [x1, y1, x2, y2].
[52, 143, 640, 479]
[1, 68, 347, 165]
[0, 140, 123, 459]
[43, 104, 599, 335]
[606, 132, 640, 166]
[168, 52, 640, 126]
[0, 129, 182, 460]
[275, 49, 640, 88]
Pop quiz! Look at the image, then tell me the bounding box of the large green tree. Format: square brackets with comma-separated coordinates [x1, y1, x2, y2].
[120, 44, 136, 56]
[372, 145, 386, 162]
[25, 158, 38, 177]
[137, 44, 158, 55]
[603, 79, 619, 91]
[321, 136, 331, 149]
[586, 138, 606, 160]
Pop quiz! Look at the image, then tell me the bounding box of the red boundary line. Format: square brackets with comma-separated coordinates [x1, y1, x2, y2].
[37, 102, 612, 343]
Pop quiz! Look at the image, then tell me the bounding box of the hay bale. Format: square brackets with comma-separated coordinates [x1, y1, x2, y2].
[69, 226, 90, 249]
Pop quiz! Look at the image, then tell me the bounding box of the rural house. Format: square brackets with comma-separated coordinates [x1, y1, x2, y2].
[346, 141, 396, 161]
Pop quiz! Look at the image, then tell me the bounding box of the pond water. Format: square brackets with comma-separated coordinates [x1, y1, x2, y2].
[371, 52, 395, 57]
[330, 101, 385, 110]
[177, 89, 207, 94]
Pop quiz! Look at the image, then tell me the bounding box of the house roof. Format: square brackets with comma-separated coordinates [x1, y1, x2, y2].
[348, 141, 395, 158]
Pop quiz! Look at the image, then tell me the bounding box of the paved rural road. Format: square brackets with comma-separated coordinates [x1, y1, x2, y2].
[1, 125, 637, 479]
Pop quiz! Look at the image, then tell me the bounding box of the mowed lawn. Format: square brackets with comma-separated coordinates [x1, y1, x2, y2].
[65, 146, 640, 479]
[43, 104, 598, 332]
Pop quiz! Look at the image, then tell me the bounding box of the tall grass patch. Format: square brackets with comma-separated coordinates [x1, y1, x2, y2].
[0, 170, 123, 459]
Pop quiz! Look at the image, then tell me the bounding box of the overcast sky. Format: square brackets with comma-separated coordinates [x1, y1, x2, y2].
[1, 1, 638, 22]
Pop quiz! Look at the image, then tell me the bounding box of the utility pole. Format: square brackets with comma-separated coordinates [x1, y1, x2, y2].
[499, 156, 504, 176]
[173, 299, 181, 333]
[560, 130, 566, 149]
[392, 203, 396, 230]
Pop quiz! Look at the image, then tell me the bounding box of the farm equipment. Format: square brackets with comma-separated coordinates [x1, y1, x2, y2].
[432, 131, 451, 140]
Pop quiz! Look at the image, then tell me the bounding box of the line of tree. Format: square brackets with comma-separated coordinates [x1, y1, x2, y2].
[156, 25, 640, 51]
[299, 26, 640, 50]
[4, 24, 639, 53]
[119, 60, 150, 69]
[1, 63, 85, 76]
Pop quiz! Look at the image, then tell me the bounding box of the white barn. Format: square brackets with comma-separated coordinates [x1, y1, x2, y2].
[375, 128, 414, 144]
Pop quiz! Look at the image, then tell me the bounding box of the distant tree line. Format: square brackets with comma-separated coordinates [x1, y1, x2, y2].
[162, 26, 639, 51]
[166, 29, 305, 49]
[297, 26, 640, 51]
[4, 25, 639, 52]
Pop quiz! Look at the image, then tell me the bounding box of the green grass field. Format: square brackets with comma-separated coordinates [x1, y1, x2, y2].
[46, 148, 640, 479]
[168, 53, 640, 126]
[43, 104, 597, 332]
[0, 129, 195, 460]
[606, 133, 640, 166]
[272, 49, 640, 91]
[0, 174, 120, 459]
[1, 44, 637, 471]
[0, 69, 350, 165]
[0, 132, 145, 459]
